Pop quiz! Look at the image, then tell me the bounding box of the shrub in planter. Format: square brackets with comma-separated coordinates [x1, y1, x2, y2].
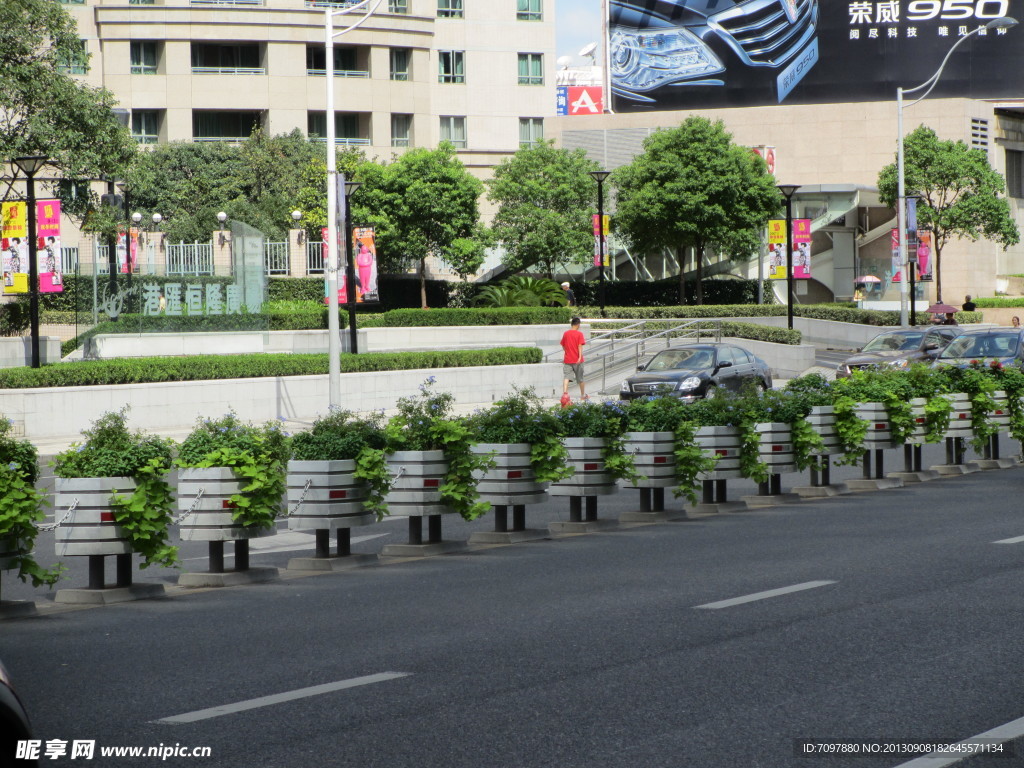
[176, 412, 290, 531]
[0, 419, 61, 586]
[936, 363, 999, 451]
[833, 369, 916, 446]
[289, 409, 390, 519]
[622, 397, 715, 504]
[982, 362, 1024, 443]
[552, 400, 640, 485]
[52, 409, 177, 569]
[384, 378, 494, 521]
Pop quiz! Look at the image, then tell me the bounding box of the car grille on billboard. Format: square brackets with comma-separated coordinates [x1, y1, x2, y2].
[710, 0, 818, 67]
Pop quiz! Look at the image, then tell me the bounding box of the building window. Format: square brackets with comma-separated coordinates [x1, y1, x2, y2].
[191, 43, 264, 74]
[388, 0, 408, 12]
[438, 51, 465, 83]
[57, 40, 89, 75]
[516, 0, 541, 20]
[307, 112, 369, 145]
[438, 0, 463, 17]
[389, 48, 410, 81]
[971, 118, 989, 152]
[1007, 149, 1024, 199]
[58, 0, 85, 4]
[306, 45, 369, 77]
[517, 53, 543, 85]
[193, 111, 263, 141]
[519, 118, 543, 148]
[132, 110, 161, 144]
[391, 114, 412, 147]
[440, 116, 466, 149]
[130, 42, 159, 75]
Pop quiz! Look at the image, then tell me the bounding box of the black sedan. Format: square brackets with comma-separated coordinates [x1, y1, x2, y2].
[934, 327, 1024, 368]
[619, 344, 772, 401]
[836, 327, 960, 378]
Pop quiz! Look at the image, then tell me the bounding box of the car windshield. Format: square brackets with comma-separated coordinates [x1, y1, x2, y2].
[645, 348, 715, 372]
[941, 333, 1019, 359]
[862, 332, 924, 352]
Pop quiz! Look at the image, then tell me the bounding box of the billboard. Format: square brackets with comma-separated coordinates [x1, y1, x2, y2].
[609, 0, 1021, 111]
[767, 218, 812, 278]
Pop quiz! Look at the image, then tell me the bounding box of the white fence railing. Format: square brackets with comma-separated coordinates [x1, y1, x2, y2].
[166, 242, 214, 276]
[306, 242, 325, 275]
[265, 242, 289, 275]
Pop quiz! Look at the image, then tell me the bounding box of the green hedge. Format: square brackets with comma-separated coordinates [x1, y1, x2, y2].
[591, 319, 801, 345]
[0, 301, 31, 337]
[974, 297, 1024, 308]
[382, 307, 573, 326]
[0, 347, 542, 389]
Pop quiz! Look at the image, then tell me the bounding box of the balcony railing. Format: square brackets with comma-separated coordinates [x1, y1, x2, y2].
[191, 0, 263, 5]
[306, 68, 370, 78]
[191, 66, 266, 75]
[311, 137, 371, 145]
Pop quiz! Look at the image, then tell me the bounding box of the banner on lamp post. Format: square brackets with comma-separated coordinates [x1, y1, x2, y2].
[36, 199, 63, 293]
[350, 227, 379, 303]
[767, 218, 811, 279]
[592, 214, 609, 267]
[2, 202, 28, 294]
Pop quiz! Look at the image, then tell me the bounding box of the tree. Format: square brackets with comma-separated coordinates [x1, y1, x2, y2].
[353, 144, 486, 308]
[613, 117, 780, 304]
[486, 140, 599, 278]
[878, 125, 1020, 303]
[1, 0, 135, 182]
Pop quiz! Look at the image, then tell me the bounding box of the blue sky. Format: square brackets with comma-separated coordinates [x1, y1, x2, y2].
[556, 0, 603, 65]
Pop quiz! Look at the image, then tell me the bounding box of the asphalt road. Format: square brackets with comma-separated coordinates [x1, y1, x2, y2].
[4, 456, 1024, 767]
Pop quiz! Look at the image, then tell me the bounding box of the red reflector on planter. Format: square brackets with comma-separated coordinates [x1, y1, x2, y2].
[222, 500, 236, 509]
[654, 456, 668, 464]
[996, 410, 1005, 415]
[772, 445, 783, 452]
[423, 478, 440, 488]
[875, 423, 886, 430]
[506, 470, 523, 479]
[100, 511, 114, 523]
[959, 413, 969, 419]
[715, 449, 728, 456]
[329, 490, 347, 499]
[583, 463, 600, 471]
[915, 417, 926, 424]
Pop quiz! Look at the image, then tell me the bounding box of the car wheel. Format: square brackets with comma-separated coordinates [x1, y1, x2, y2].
[758, 379, 769, 392]
[704, 384, 719, 399]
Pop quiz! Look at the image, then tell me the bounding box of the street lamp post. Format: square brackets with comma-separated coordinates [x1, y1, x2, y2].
[12, 156, 47, 368]
[589, 170, 611, 317]
[325, 0, 381, 408]
[897, 16, 1017, 323]
[344, 181, 361, 356]
[776, 184, 800, 331]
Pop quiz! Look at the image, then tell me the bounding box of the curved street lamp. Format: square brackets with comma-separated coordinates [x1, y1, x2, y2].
[896, 16, 1017, 324]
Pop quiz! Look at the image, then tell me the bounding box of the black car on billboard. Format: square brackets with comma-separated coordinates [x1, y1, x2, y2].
[609, 0, 820, 106]
[619, 343, 772, 401]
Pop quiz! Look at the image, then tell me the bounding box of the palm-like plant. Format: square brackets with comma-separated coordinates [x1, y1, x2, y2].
[476, 275, 568, 307]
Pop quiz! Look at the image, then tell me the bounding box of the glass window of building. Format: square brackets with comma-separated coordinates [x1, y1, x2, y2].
[191, 43, 263, 74]
[132, 110, 161, 144]
[518, 118, 543, 148]
[517, 53, 543, 85]
[1007, 149, 1024, 198]
[388, 0, 408, 12]
[392, 114, 412, 147]
[193, 111, 263, 141]
[438, 0, 463, 17]
[307, 112, 367, 145]
[389, 48, 410, 81]
[438, 51, 465, 84]
[130, 41, 159, 75]
[516, 0, 541, 20]
[57, 40, 89, 75]
[440, 116, 467, 149]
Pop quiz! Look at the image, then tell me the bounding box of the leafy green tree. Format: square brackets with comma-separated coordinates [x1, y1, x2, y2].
[486, 140, 599, 278]
[613, 117, 780, 304]
[353, 144, 486, 308]
[1, 0, 135, 182]
[878, 125, 1020, 303]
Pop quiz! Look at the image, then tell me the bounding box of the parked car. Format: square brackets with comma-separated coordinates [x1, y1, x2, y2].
[836, 327, 960, 378]
[619, 344, 772, 401]
[934, 327, 1024, 368]
[0, 659, 37, 767]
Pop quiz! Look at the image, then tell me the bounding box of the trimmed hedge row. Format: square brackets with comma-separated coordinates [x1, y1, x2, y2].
[591, 319, 802, 345]
[0, 347, 542, 389]
[975, 297, 1024, 308]
[382, 307, 573, 326]
[579, 303, 982, 326]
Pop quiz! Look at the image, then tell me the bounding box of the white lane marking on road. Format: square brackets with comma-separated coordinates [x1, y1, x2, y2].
[892, 714, 1024, 767]
[182, 533, 389, 560]
[695, 580, 837, 609]
[154, 672, 411, 724]
[993, 534, 1024, 544]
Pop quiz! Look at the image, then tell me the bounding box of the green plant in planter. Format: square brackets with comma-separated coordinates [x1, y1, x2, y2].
[623, 396, 715, 503]
[176, 412, 289, 531]
[385, 378, 495, 521]
[290, 409, 391, 520]
[52, 409, 177, 569]
[937, 363, 999, 451]
[467, 387, 572, 484]
[553, 399, 641, 485]
[0, 419, 62, 587]
[983, 361, 1024, 443]
[833, 369, 915, 445]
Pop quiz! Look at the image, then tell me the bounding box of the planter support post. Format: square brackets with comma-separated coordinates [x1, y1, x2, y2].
[494, 505, 508, 532]
[874, 449, 885, 479]
[235, 541, 249, 571]
[115, 554, 132, 588]
[652, 489, 664, 510]
[408, 517, 423, 545]
[569, 497, 582, 523]
[639, 489, 651, 512]
[702, 480, 714, 504]
[209, 542, 225, 574]
[512, 505, 526, 532]
[585, 497, 598, 522]
[88, 556, 105, 590]
[716, 479, 727, 502]
[770, 474, 782, 495]
[428, 515, 442, 544]
[315, 530, 330, 559]
[904, 444, 914, 473]
[337, 529, 351, 557]
[862, 451, 872, 479]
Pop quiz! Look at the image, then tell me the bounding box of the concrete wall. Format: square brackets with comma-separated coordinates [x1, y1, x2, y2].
[0, 363, 564, 441]
[0, 337, 63, 369]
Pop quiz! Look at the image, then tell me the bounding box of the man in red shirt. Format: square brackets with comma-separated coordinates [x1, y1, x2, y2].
[560, 317, 587, 401]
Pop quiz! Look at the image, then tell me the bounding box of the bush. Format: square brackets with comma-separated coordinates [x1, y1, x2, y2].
[0, 300, 30, 337]
[568, 277, 770, 307]
[382, 307, 572, 326]
[0, 347, 542, 389]
[590, 318, 801, 345]
[974, 297, 1024, 308]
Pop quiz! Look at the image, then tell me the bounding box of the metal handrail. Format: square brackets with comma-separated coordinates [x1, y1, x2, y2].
[545, 318, 722, 393]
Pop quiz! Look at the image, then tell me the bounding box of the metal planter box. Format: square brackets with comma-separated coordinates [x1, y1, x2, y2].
[54, 476, 134, 557]
[472, 443, 548, 506]
[807, 406, 843, 456]
[549, 437, 617, 497]
[695, 425, 742, 480]
[856, 402, 897, 448]
[177, 467, 276, 542]
[384, 450, 454, 516]
[623, 431, 677, 489]
[943, 392, 973, 438]
[755, 422, 796, 475]
[285, 459, 373, 531]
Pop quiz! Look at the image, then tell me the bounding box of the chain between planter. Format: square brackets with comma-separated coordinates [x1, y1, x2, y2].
[388, 465, 406, 489]
[172, 488, 205, 526]
[39, 499, 79, 533]
[285, 479, 312, 517]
